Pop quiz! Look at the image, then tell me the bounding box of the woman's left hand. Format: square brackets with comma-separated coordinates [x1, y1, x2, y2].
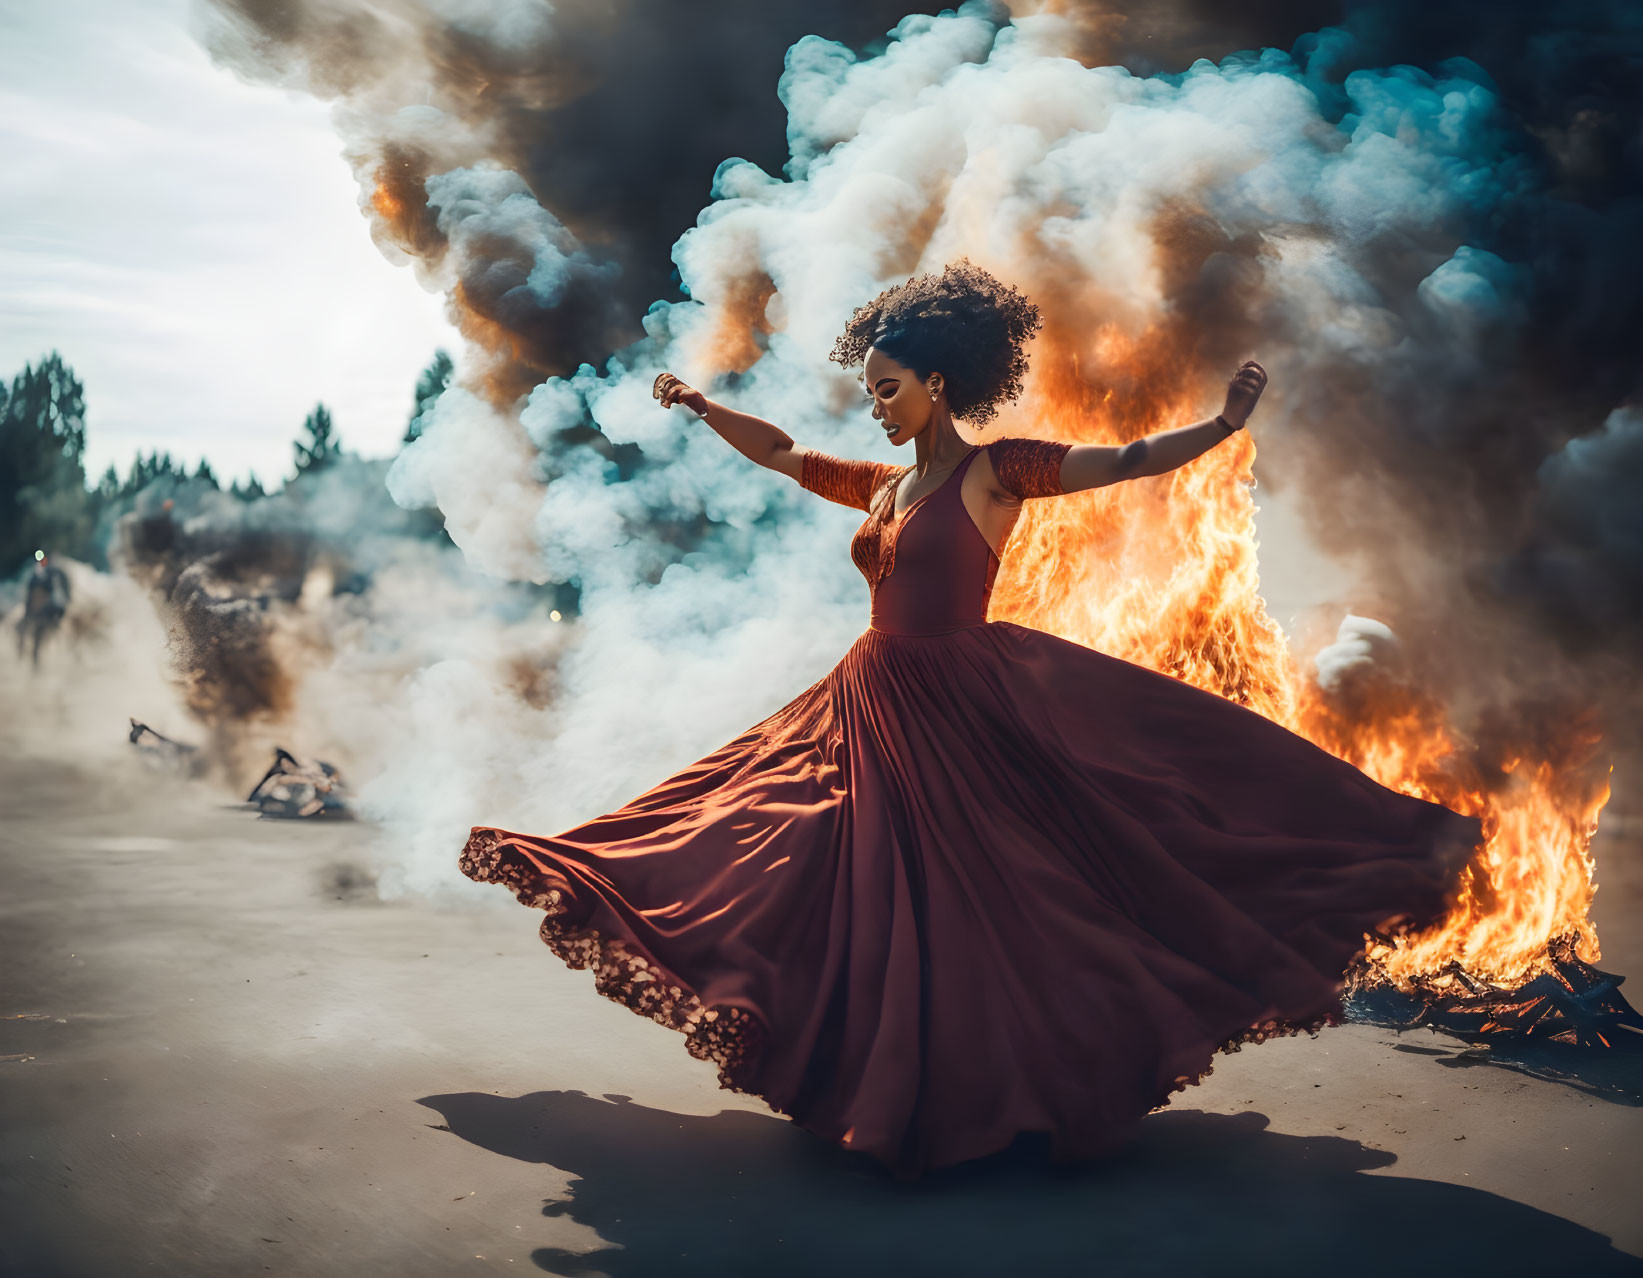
[1221, 360, 1267, 428]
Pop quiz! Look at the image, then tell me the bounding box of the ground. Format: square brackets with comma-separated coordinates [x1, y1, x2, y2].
[2, 667, 1640, 1276]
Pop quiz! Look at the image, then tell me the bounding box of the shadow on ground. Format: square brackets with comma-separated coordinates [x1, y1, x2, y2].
[1400, 1034, 1643, 1104]
[418, 1089, 1643, 1278]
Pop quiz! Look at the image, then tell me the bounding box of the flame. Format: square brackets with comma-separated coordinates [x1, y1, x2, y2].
[987, 326, 1609, 991]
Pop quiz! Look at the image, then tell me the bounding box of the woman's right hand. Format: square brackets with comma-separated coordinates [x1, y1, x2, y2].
[653, 372, 709, 416]
[1220, 360, 1267, 429]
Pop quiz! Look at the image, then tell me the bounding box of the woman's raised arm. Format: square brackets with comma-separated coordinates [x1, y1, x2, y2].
[653, 371, 904, 508]
[1055, 360, 1269, 493]
[654, 371, 807, 480]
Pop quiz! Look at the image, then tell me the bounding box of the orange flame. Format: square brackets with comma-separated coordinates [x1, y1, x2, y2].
[987, 327, 1609, 991]
[370, 178, 405, 227]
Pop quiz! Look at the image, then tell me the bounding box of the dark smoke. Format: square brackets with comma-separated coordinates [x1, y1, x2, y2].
[197, 0, 985, 400]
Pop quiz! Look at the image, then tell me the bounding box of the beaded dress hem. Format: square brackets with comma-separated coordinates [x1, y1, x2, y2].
[459, 828, 776, 1107]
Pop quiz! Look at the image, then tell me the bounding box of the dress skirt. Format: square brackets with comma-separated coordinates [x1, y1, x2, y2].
[460, 620, 1480, 1178]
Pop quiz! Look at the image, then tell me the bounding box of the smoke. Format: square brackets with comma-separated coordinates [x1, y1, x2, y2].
[0, 558, 193, 769]
[362, 350, 877, 896]
[193, 0, 978, 400]
[1507, 405, 1643, 646]
[1312, 614, 1399, 695]
[382, 385, 549, 581]
[101, 464, 576, 852]
[181, 0, 1643, 897]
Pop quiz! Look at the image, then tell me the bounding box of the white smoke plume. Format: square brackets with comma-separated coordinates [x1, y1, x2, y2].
[175, 1, 1641, 900]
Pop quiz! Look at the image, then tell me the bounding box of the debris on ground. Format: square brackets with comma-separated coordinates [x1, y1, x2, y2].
[127, 718, 206, 778]
[245, 747, 352, 820]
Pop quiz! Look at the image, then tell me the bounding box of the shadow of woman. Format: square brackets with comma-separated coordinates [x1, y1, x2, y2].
[416, 1089, 1642, 1277]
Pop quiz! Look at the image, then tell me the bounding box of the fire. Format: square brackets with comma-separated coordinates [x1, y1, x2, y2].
[370, 178, 404, 226]
[986, 326, 1609, 992]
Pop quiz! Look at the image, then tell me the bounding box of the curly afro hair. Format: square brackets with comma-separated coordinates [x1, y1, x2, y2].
[828, 258, 1043, 426]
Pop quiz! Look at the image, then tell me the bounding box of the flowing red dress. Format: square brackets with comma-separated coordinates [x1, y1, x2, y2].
[459, 438, 1481, 1179]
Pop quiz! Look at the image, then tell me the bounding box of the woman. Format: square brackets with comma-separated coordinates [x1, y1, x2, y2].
[459, 260, 1480, 1179]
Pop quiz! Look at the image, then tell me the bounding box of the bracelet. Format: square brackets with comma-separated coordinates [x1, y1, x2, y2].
[1214, 414, 1243, 434]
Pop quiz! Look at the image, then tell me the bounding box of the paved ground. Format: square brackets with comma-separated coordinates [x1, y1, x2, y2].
[2, 660, 1641, 1276]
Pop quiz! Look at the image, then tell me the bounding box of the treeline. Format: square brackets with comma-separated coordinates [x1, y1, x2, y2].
[0, 348, 454, 577]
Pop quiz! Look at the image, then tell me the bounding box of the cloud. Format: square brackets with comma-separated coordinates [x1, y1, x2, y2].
[0, 0, 463, 487]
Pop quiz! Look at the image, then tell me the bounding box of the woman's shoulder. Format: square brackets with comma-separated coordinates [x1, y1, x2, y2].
[982, 432, 1071, 453]
[982, 435, 1074, 499]
[798, 447, 907, 512]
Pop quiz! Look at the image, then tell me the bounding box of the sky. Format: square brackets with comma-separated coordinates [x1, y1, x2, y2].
[0, 0, 465, 489]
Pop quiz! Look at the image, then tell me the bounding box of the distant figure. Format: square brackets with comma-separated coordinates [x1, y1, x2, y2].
[16, 550, 71, 669]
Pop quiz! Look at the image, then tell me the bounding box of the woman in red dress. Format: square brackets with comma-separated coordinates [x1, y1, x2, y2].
[459, 260, 1480, 1180]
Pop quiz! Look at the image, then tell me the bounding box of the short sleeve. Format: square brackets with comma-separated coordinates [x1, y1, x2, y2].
[986, 436, 1073, 499]
[798, 449, 902, 512]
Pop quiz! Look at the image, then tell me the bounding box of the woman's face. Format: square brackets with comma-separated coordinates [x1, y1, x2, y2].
[863, 346, 940, 446]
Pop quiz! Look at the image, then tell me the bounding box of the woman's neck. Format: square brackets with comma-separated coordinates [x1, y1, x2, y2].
[911, 415, 970, 474]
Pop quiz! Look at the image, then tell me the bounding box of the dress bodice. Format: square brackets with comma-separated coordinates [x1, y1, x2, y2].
[860, 446, 993, 634]
[799, 437, 1074, 637]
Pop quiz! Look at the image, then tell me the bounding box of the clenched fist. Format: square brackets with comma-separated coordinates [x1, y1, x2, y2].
[1221, 360, 1267, 429]
[653, 371, 709, 416]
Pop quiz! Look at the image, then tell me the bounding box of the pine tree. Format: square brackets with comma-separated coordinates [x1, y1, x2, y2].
[404, 349, 454, 444]
[294, 403, 340, 476]
[121, 448, 189, 496]
[193, 457, 220, 489]
[0, 351, 94, 574]
[230, 473, 267, 502]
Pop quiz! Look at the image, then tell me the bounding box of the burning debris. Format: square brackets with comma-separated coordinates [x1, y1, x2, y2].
[1347, 934, 1643, 1050]
[127, 718, 206, 778]
[246, 747, 352, 820]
